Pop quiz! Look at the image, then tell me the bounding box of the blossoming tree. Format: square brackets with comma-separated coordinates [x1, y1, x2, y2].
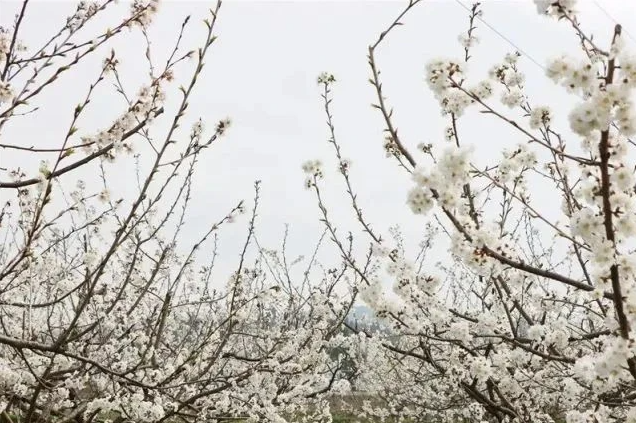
[306, 1, 636, 422]
[0, 2, 356, 422]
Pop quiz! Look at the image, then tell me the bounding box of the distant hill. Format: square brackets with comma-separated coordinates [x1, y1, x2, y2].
[345, 304, 388, 333]
[349, 305, 375, 320]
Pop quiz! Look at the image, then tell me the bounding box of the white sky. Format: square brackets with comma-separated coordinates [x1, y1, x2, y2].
[2, 0, 636, 281]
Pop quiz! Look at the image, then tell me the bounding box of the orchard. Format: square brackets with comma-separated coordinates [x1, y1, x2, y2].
[1, 1, 635, 422]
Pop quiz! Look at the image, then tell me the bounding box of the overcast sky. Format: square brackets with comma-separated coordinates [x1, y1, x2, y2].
[2, 0, 636, 281]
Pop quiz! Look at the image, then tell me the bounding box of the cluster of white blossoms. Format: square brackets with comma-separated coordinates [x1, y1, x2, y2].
[427, 50, 532, 119]
[534, 0, 578, 17]
[408, 145, 472, 213]
[215, 117, 232, 136]
[338, 157, 352, 174]
[357, 275, 386, 311]
[317, 71, 336, 85]
[66, 1, 100, 31]
[458, 33, 479, 50]
[621, 53, 636, 86]
[302, 159, 324, 188]
[569, 129, 635, 278]
[496, 143, 537, 183]
[565, 408, 614, 423]
[0, 81, 12, 103]
[191, 118, 205, 139]
[503, 68, 525, 88]
[426, 59, 463, 93]
[546, 56, 597, 94]
[81, 83, 165, 155]
[0, 27, 13, 104]
[546, 51, 636, 137]
[487, 55, 528, 109]
[130, 0, 160, 27]
[406, 186, 434, 214]
[529, 105, 552, 129]
[0, 27, 9, 65]
[0, 219, 356, 421]
[501, 87, 525, 109]
[426, 59, 475, 116]
[471, 79, 494, 100]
